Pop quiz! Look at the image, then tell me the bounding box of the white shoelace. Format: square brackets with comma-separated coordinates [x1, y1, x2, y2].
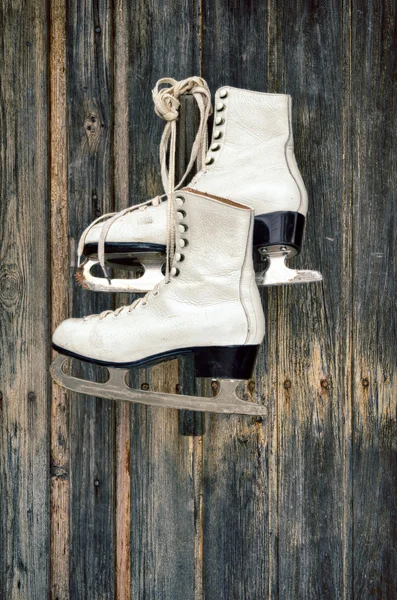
[81, 76, 212, 321]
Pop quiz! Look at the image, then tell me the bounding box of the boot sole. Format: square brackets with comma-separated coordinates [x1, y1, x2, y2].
[52, 343, 260, 380]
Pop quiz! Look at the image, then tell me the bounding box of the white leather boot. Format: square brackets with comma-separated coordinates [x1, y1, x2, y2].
[78, 85, 321, 291]
[76, 76, 212, 293]
[51, 190, 266, 415]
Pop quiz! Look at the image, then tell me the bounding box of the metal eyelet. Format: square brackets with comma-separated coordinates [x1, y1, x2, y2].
[205, 157, 214, 165]
[219, 89, 228, 98]
[141, 300, 148, 307]
[152, 290, 159, 297]
[170, 267, 180, 277]
[178, 224, 188, 233]
[176, 196, 185, 206]
[179, 239, 188, 248]
[216, 102, 225, 111]
[211, 143, 220, 151]
[213, 130, 222, 139]
[215, 116, 224, 126]
[177, 210, 186, 219]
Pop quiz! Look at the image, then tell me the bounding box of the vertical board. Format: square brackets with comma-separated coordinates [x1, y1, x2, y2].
[66, 1, 115, 598]
[0, 1, 50, 598]
[276, 0, 350, 597]
[50, 0, 70, 598]
[351, 1, 397, 597]
[201, 2, 275, 598]
[123, 2, 202, 599]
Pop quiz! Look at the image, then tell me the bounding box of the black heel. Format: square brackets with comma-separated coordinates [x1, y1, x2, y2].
[253, 211, 305, 252]
[193, 345, 259, 379]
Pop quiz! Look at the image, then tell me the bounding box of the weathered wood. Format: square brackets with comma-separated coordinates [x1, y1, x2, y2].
[201, 3, 274, 598]
[66, 1, 116, 598]
[351, 1, 397, 597]
[50, 1, 69, 598]
[275, 0, 350, 597]
[0, 1, 50, 598]
[113, 3, 132, 598]
[126, 2, 201, 598]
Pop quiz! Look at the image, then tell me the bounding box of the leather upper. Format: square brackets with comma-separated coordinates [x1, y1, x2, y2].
[85, 199, 167, 245]
[54, 190, 265, 363]
[191, 87, 308, 216]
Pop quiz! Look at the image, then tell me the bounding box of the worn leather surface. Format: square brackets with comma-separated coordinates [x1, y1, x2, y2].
[84, 87, 307, 248]
[85, 198, 167, 245]
[53, 191, 265, 363]
[191, 87, 308, 215]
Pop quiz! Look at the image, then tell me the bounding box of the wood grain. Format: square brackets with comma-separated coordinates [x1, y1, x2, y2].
[66, 1, 116, 598]
[50, 0, 70, 598]
[275, 0, 350, 597]
[113, 3, 132, 599]
[201, 2, 274, 598]
[0, 1, 50, 598]
[351, 1, 397, 597]
[126, 2, 201, 598]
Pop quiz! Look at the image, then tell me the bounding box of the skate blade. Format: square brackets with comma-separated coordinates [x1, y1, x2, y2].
[256, 254, 322, 286]
[50, 354, 267, 416]
[76, 258, 164, 293]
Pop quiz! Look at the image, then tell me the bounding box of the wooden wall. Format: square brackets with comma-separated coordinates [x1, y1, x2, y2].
[0, 0, 396, 598]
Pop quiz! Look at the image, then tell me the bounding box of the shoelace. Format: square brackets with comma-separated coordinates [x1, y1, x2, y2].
[77, 76, 212, 285]
[82, 76, 212, 322]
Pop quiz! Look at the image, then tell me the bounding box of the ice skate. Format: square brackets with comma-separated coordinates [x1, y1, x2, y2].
[76, 76, 212, 293]
[51, 189, 266, 415]
[78, 85, 321, 291]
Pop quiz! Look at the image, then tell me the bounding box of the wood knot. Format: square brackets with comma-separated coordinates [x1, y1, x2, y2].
[28, 392, 36, 402]
[141, 382, 149, 391]
[362, 378, 369, 388]
[0, 265, 23, 311]
[320, 379, 329, 390]
[284, 379, 292, 390]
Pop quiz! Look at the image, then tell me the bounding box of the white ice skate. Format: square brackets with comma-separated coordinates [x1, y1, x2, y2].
[76, 76, 212, 293]
[77, 85, 322, 292]
[51, 189, 266, 415]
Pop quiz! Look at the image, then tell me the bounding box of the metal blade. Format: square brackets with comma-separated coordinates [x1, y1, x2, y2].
[76, 258, 164, 293]
[50, 355, 267, 416]
[256, 254, 322, 286]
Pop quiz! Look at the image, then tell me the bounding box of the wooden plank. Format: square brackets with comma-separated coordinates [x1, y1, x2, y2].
[0, 1, 50, 598]
[200, 3, 275, 598]
[66, 1, 116, 598]
[275, 1, 351, 598]
[49, 1, 70, 598]
[351, 1, 397, 597]
[126, 2, 201, 598]
[113, 3, 131, 599]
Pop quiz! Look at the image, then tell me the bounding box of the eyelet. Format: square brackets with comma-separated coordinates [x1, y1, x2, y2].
[219, 89, 228, 98]
[215, 117, 224, 126]
[152, 290, 159, 297]
[216, 102, 225, 111]
[170, 267, 180, 277]
[141, 300, 148, 307]
[164, 280, 171, 285]
[205, 157, 214, 165]
[211, 143, 220, 151]
[179, 239, 188, 248]
[177, 210, 186, 219]
[213, 130, 222, 139]
[178, 224, 188, 233]
[176, 196, 185, 206]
